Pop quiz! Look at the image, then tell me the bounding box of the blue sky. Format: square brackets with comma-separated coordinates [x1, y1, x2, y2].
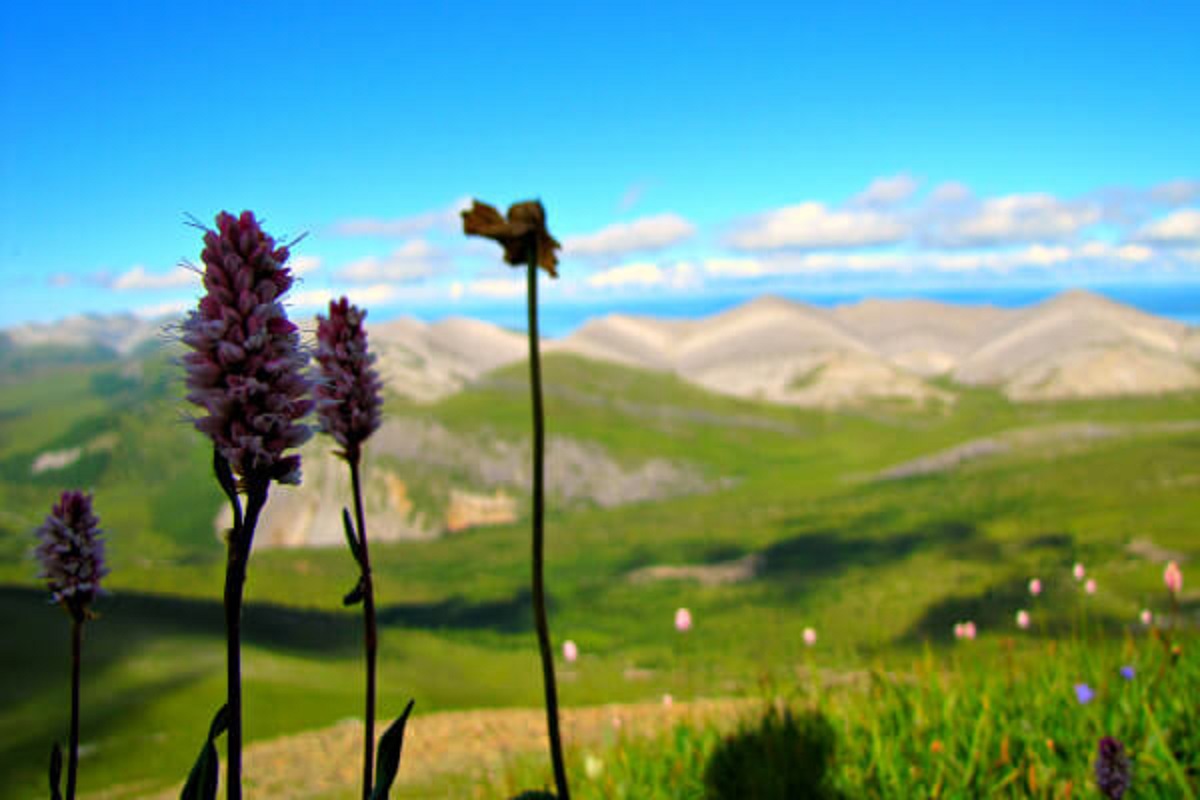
[1, 1, 1198, 328]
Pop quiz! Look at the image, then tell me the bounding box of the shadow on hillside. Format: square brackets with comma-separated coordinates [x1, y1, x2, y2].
[0, 583, 534, 707]
[897, 580, 1130, 644]
[376, 587, 533, 633]
[759, 518, 991, 589]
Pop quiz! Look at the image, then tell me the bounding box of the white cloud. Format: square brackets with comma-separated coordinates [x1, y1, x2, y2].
[701, 239, 1163, 279]
[463, 278, 525, 299]
[850, 174, 920, 208]
[329, 197, 472, 237]
[928, 193, 1101, 246]
[289, 255, 322, 276]
[728, 203, 909, 250]
[617, 181, 651, 213]
[703, 257, 768, 278]
[291, 283, 401, 310]
[134, 299, 192, 318]
[1135, 208, 1200, 245]
[564, 213, 696, 257]
[587, 262, 664, 289]
[337, 239, 446, 283]
[929, 182, 973, 205]
[111, 265, 197, 291]
[1150, 180, 1200, 207]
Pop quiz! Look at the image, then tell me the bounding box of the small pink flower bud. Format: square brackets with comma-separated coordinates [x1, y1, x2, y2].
[562, 639, 578, 663]
[1073, 563, 1085, 581]
[1140, 609, 1153, 626]
[662, 693, 673, 708]
[1016, 610, 1031, 629]
[1085, 578, 1097, 595]
[674, 607, 692, 632]
[962, 621, 977, 640]
[1029, 578, 1042, 596]
[802, 627, 817, 647]
[1164, 561, 1183, 595]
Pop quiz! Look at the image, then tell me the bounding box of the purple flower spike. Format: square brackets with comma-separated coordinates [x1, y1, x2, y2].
[182, 211, 312, 485]
[1095, 736, 1131, 799]
[35, 490, 108, 619]
[1074, 683, 1095, 704]
[315, 297, 383, 462]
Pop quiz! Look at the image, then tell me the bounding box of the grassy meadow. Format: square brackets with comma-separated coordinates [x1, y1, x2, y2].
[0, 347, 1197, 797]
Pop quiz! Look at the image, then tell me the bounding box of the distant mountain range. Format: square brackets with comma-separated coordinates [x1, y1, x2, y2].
[4, 290, 1199, 406]
[367, 289, 1200, 405]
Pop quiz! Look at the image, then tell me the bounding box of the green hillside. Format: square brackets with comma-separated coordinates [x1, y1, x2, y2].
[0, 347, 1197, 795]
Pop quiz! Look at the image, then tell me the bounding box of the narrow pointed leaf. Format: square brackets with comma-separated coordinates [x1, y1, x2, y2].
[213, 450, 238, 505]
[48, 742, 62, 800]
[343, 576, 366, 606]
[180, 705, 229, 800]
[343, 507, 364, 566]
[369, 699, 416, 800]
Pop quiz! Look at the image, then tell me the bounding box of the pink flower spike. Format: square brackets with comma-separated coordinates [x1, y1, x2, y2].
[1029, 578, 1042, 596]
[1085, 578, 1097, 595]
[1140, 609, 1153, 626]
[963, 621, 977, 640]
[674, 607, 692, 632]
[314, 297, 383, 462]
[953, 622, 964, 640]
[803, 627, 817, 647]
[662, 693, 673, 708]
[1164, 561, 1183, 595]
[35, 490, 108, 618]
[1073, 563, 1086, 581]
[1016, 610, 1031, 630]
[562, 639, 578, 663]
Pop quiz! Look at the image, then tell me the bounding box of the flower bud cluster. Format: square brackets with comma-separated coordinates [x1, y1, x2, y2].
[182, 211, 312, 485]
[35, 490, 108, 615]
[315, 298, 383, 460]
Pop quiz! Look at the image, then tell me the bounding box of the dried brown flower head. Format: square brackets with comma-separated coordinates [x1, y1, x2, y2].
[461, 199, 561, 277]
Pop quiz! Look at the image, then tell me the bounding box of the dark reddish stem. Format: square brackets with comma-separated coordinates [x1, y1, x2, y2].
[224, 478, 268, 800]
[526, 240, 570, 800]
[66, 617, 82, 800]
[350, 455, 377, 800]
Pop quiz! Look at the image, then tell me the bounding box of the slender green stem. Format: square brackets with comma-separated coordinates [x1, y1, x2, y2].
[526, 244, 570, 800]
[66, 618, 81, 800]
[224, 479, 268, 800]
[350, 456, 377, 800]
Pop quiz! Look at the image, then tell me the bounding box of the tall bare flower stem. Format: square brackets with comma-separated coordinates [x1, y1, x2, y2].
[349, 456, 377, 800]
[527, 241, 570, 800]
[224, 479, 268, 800]
[66, 617, 82, 800]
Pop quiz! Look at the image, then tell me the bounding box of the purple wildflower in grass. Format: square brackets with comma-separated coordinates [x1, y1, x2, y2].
[181, 210, 312, 800]
[1095, 736, 1131, 799]
[35, 490, 107, 800]
[182, 210, 312, 487]
[1075, 683, 1095, 704]
[316, 296, 401, 800]
[1120, 665, 1135, 681]
[35, 490, 107, 618]
[315, 298, 383, 464]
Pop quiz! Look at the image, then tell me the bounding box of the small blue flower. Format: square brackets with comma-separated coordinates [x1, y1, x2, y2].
[1075, 683, 1095, 704]
[1119, 665, 1135, 681]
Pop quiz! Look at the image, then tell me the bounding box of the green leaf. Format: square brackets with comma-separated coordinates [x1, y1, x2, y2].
[213, 450, 238, 505]
[343, 507, 364, 566]
[48, 742, 62, 800]
[180, 704, 229, 800]
[369, 699, 415, 800]
[343, 577, 366, 606]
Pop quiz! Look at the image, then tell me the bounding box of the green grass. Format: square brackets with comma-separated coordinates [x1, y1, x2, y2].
[501, 634, 1199, 799]
[0, 350, 1198, 795]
